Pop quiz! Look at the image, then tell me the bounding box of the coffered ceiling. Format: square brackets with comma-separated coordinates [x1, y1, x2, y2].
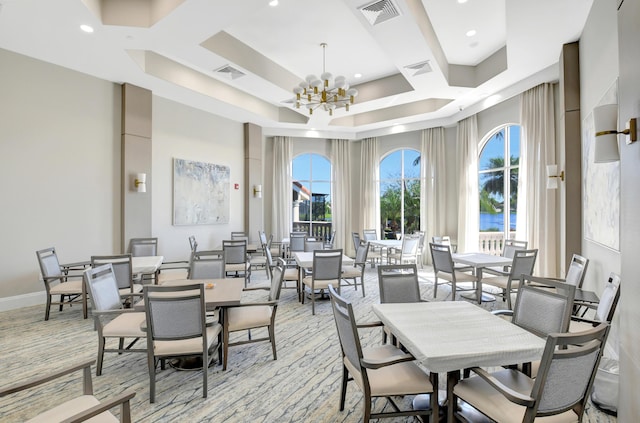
[0, 0, 593, 139]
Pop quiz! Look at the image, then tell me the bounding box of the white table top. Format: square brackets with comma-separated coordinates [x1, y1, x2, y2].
[293, 251, 354, 268]
[452, 252, 512, 268]
[371, 301, 546, 373]
[368, 239, 402, 248]
[132, 255, 164, 274]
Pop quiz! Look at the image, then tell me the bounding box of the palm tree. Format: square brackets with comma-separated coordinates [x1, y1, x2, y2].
[480, 156, 519, 200]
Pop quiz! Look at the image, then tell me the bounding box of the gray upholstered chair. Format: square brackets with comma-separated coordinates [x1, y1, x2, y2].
[453, 322, 610, 423]
[341, 241, 369, 297]
[84, 264, 146, 376]
[429, 242, 476, 300]
[304, 237, 325, 252]
[386, 235, 420, 266]
[328, 285, 436, 422]
[0, 359, 135, 422]
[324, 230, 336, 249]
[128, 237, 158, 257]
[483, 239, 528, 276]
[362, 229, 383, 267]
[351, 232, 361, 255]
[36, 247, 88, 320]
[143, 283, 222, 403]
[481, 249, 538, 309]
[570, 272, 620, 333]
[558, 253, 590, 288]
[189, 235, 198, 253]
[301, 249, 343, 315]
[91, 254, 142, 297]
[188, 250, 225, 280]
[223, 239, 251, 287]
[222, 258, 285, 370]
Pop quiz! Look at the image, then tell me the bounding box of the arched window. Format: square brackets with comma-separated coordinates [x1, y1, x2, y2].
[478, 125, 521, 239]
[291, 153, 332, 240]
[379, 149, 421, 239]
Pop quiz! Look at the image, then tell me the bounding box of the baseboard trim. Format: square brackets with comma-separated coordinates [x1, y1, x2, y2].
[0, 291, 46, 312]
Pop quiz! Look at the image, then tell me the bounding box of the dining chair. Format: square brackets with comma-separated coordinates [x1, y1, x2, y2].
[432, 235, 457, 253]
[558, 253, 590, 288]
[484, 239, 528, 276]
[327, 285, 436, 422]
[429, 243, 476, 300]
[386, 235, 420, 266]
[91, 254, 142, 297]
[222, 239, 251, 287]
[362, 229, 383, 267]
[453, 322, 610, 423]
[481, 249, 538, 309]
[83, 264, 146, 376]
[324, 230, 336, 249]
[570, 272, 620, 333]
[288, 232, 307, 263]
[36, 247, 88, 320]
[304, 237, 325, 252]
[128, 237, 158, 257]
[351, 232, 361, 254]
[223, 258, 285, 370]
[231, 231, 248, 242]
[189, 250, 225, 280]
[301, 249, 343, 315]
[189, 235, 198, 253]
[340, 241, 369, 297]
[0, 359, 136, 422]
[143, 283, 222, 403]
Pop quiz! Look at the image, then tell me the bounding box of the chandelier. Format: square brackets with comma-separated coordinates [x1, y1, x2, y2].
[293, 43, 358, 116]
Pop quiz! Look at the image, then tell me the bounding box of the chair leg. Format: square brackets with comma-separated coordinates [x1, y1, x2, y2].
[97, 337, 106, 376]
[223, 318, 230, 371]
[148, 356, 156, 403]
[59, 294, 65, 311]
[433, 278, 438, 298]
[45, 295, 52, 321]
[202, 350, 208, 398]
[118, 337, 125, 354]
[269, 324, 277, 360]
[360, 276, 365, 297]
[339, 366, 349, 411]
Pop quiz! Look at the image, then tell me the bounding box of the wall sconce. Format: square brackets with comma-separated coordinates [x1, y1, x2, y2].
[546, 165, 564, 190]
[593, 104, 637, 163]
[134, 173, 147, 193]
[253, 184, 262, 199]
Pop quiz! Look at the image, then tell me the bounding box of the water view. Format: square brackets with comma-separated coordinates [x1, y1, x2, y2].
[480, 212, 516, 232]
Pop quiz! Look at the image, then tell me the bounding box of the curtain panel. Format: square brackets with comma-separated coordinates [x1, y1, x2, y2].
[456, 115, 480, 253]
[421, 127, 447, 264]
[271, 136, 292, 242]
[331, 139, 351, 253]
[360, 137, 380, 240]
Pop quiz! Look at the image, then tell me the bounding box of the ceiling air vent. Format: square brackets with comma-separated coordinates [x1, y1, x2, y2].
[405, 60, 432, 76]
[359, 0, 401, 26]
[214, 65, 245, 80]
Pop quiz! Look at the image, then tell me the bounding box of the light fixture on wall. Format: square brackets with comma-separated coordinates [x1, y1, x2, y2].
[292, 43, 358, 116]
[546, 165, 564, 190]
[253, 184, 262, 199]
[593, 103, 637, 163]
[134, 173, 147, 193]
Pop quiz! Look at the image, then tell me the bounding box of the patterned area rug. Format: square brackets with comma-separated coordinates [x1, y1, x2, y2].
[0, 264, 615, 422]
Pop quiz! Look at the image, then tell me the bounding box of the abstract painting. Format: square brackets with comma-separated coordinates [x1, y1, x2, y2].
[173, 158, 230, 225]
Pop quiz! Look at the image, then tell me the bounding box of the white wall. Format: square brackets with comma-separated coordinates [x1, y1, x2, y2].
[0, 48, 120, 307]
[151, 96, 245, 261]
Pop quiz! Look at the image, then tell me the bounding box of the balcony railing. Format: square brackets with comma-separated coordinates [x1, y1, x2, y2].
[292, 221, 333, 241]
[478, 232, 516, 255]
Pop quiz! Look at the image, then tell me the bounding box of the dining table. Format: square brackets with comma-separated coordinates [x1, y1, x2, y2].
[372, 301, 546, 422]
[451, 252, 512, 303]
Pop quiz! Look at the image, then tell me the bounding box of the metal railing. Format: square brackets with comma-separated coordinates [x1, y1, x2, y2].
[292, 221, 333, 241]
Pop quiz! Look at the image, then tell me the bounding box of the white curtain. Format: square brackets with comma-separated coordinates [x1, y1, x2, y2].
[271, 136, 292, 242]
[331, 139, 351, 253]
[360, 137, 380, 243]
[421, 127, 447, 263]
[517, 83, 557, 277]
[456, 115, 480, 253]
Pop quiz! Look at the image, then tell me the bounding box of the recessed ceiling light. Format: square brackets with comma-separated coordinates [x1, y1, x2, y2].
[466, 29, 476, 37]
[80, 24, 94, 33]
[354, 73, 362, 78]
[269, 0, 278, 6]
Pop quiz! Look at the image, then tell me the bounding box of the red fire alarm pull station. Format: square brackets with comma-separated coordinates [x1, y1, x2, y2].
[234, 183, 239, 190]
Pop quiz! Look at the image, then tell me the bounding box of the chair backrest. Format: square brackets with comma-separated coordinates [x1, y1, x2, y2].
[328, 285, 365, 378]
[189, 250, 225, 279]
[289, 232, 306, 253]
[429, 243, 455, 274]
[304, 237, 325, 252]
[595, 272, 621, 322]
[188, 235, 198, 253]
[83, 264, 124, 312]
[312, 249, 343, 281]
[269, 258, 286, 302]
[36, 247, 63, 279]
[362, 229, 378, 241]
[502, 239, 528, 259]
[507, 249, 538, 281]
[353, 242, 370, 267]
[351, 232, 361, 252]
[527, 323, 610, 421]
[377, 264, 421, 303]
[128, 238, 158, 257]
[231, 231, 247, 240]
[258, 231, 268, 248]
[513, 275, 576, 338]
[431, 235, 452, 246]
[222, 240, 247, 265]
[91, 254, 133, 291]
[564, 254, 589, 287]
[144, 284, 206, 342]
[401, 236, 420, 255]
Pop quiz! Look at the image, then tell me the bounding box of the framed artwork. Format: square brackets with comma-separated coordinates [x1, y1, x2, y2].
[173, 158, 230, 225]
[582, 81, 620, 251]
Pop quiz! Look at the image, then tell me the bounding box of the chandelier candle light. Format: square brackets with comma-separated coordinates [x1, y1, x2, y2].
[293, 43, 358, 116]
